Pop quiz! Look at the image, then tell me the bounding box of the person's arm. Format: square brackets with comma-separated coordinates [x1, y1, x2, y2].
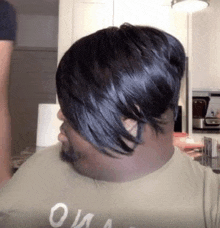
[0, 40, 14, 188]
[0, 0, 17, 188]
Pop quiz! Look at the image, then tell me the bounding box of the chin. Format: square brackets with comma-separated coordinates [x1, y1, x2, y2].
[61, 141, 69, 153]
[61, 144, 81, 163]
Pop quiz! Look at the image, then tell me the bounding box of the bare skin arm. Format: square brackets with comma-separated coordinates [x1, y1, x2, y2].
[0, 40, 13, 188]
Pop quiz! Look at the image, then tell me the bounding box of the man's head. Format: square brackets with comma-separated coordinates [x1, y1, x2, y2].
[56, 24, 185, 161]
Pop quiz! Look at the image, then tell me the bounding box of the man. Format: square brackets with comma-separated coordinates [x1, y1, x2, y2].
[0, 0, 16, 188]
[0, 24, 219, 227]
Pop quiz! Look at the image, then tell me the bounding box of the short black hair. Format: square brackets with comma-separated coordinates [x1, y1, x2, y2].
[56, 23, 185, 156]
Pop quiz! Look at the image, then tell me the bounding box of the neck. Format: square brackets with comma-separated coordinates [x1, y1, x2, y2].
[75, 123, 174, 183]
[104, 123, 174, 182]
[70, 110, 175, 183]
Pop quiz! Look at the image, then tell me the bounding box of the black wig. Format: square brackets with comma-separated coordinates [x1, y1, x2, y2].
[56, 24, 185, 156]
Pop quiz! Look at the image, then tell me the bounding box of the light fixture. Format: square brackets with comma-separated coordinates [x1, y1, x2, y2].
[171, 0, 210, 13]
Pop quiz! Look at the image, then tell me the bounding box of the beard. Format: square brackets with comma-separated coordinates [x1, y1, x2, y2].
[60, 144, 80, 163]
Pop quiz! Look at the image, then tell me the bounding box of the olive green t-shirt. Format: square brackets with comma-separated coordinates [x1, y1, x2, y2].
[0, 143, 219, 228]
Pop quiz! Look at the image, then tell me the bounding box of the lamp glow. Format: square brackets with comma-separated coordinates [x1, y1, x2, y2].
[172, 0, 209, 13]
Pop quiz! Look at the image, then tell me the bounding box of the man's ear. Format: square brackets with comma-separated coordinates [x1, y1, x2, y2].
[122, 118, 138, 137]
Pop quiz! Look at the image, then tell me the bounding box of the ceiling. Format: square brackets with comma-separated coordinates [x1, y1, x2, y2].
[7, 0, 172, 16]
[7, 0, 59, 16]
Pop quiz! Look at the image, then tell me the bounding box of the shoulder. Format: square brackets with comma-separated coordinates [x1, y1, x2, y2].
[0, 0, 17, 41]
[172, 147, 220, 184]
[0, 143, 94, 227]
[174, 146, 208, 172]
[0, 143, 78, 225]
[174, 148, 220, 197]
[12, 143, 66, 179]
[171, 148, 220, 225]
[0, 143, 68, 195]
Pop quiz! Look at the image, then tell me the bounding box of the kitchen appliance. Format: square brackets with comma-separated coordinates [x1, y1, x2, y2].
[193, 91, 220, 129]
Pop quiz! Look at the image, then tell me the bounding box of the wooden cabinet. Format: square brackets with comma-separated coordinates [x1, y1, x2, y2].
[58, 0, 114, 63]
[71, 0, 113, 42]
[9, 48, 57, 155]
[58, 0, 188, 61]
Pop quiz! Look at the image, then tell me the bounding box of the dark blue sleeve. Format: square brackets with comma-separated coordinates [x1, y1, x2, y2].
[0, 0, 17, 41]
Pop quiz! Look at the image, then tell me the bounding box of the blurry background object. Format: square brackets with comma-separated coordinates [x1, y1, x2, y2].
[36, 104, 61, 147]
[204, 136, 218, 158]
[193, 91, 220, 131]
[173, 132, 204, 159]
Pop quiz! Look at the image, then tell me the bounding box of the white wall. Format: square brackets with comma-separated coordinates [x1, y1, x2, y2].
[58, 0, 188, 59]
[16, 14, 58, 48]
[114, 0, 188, 53]
[186, 0, 220, 139]
[190, 0, 220, 90]
[58, 0, 113, 63]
